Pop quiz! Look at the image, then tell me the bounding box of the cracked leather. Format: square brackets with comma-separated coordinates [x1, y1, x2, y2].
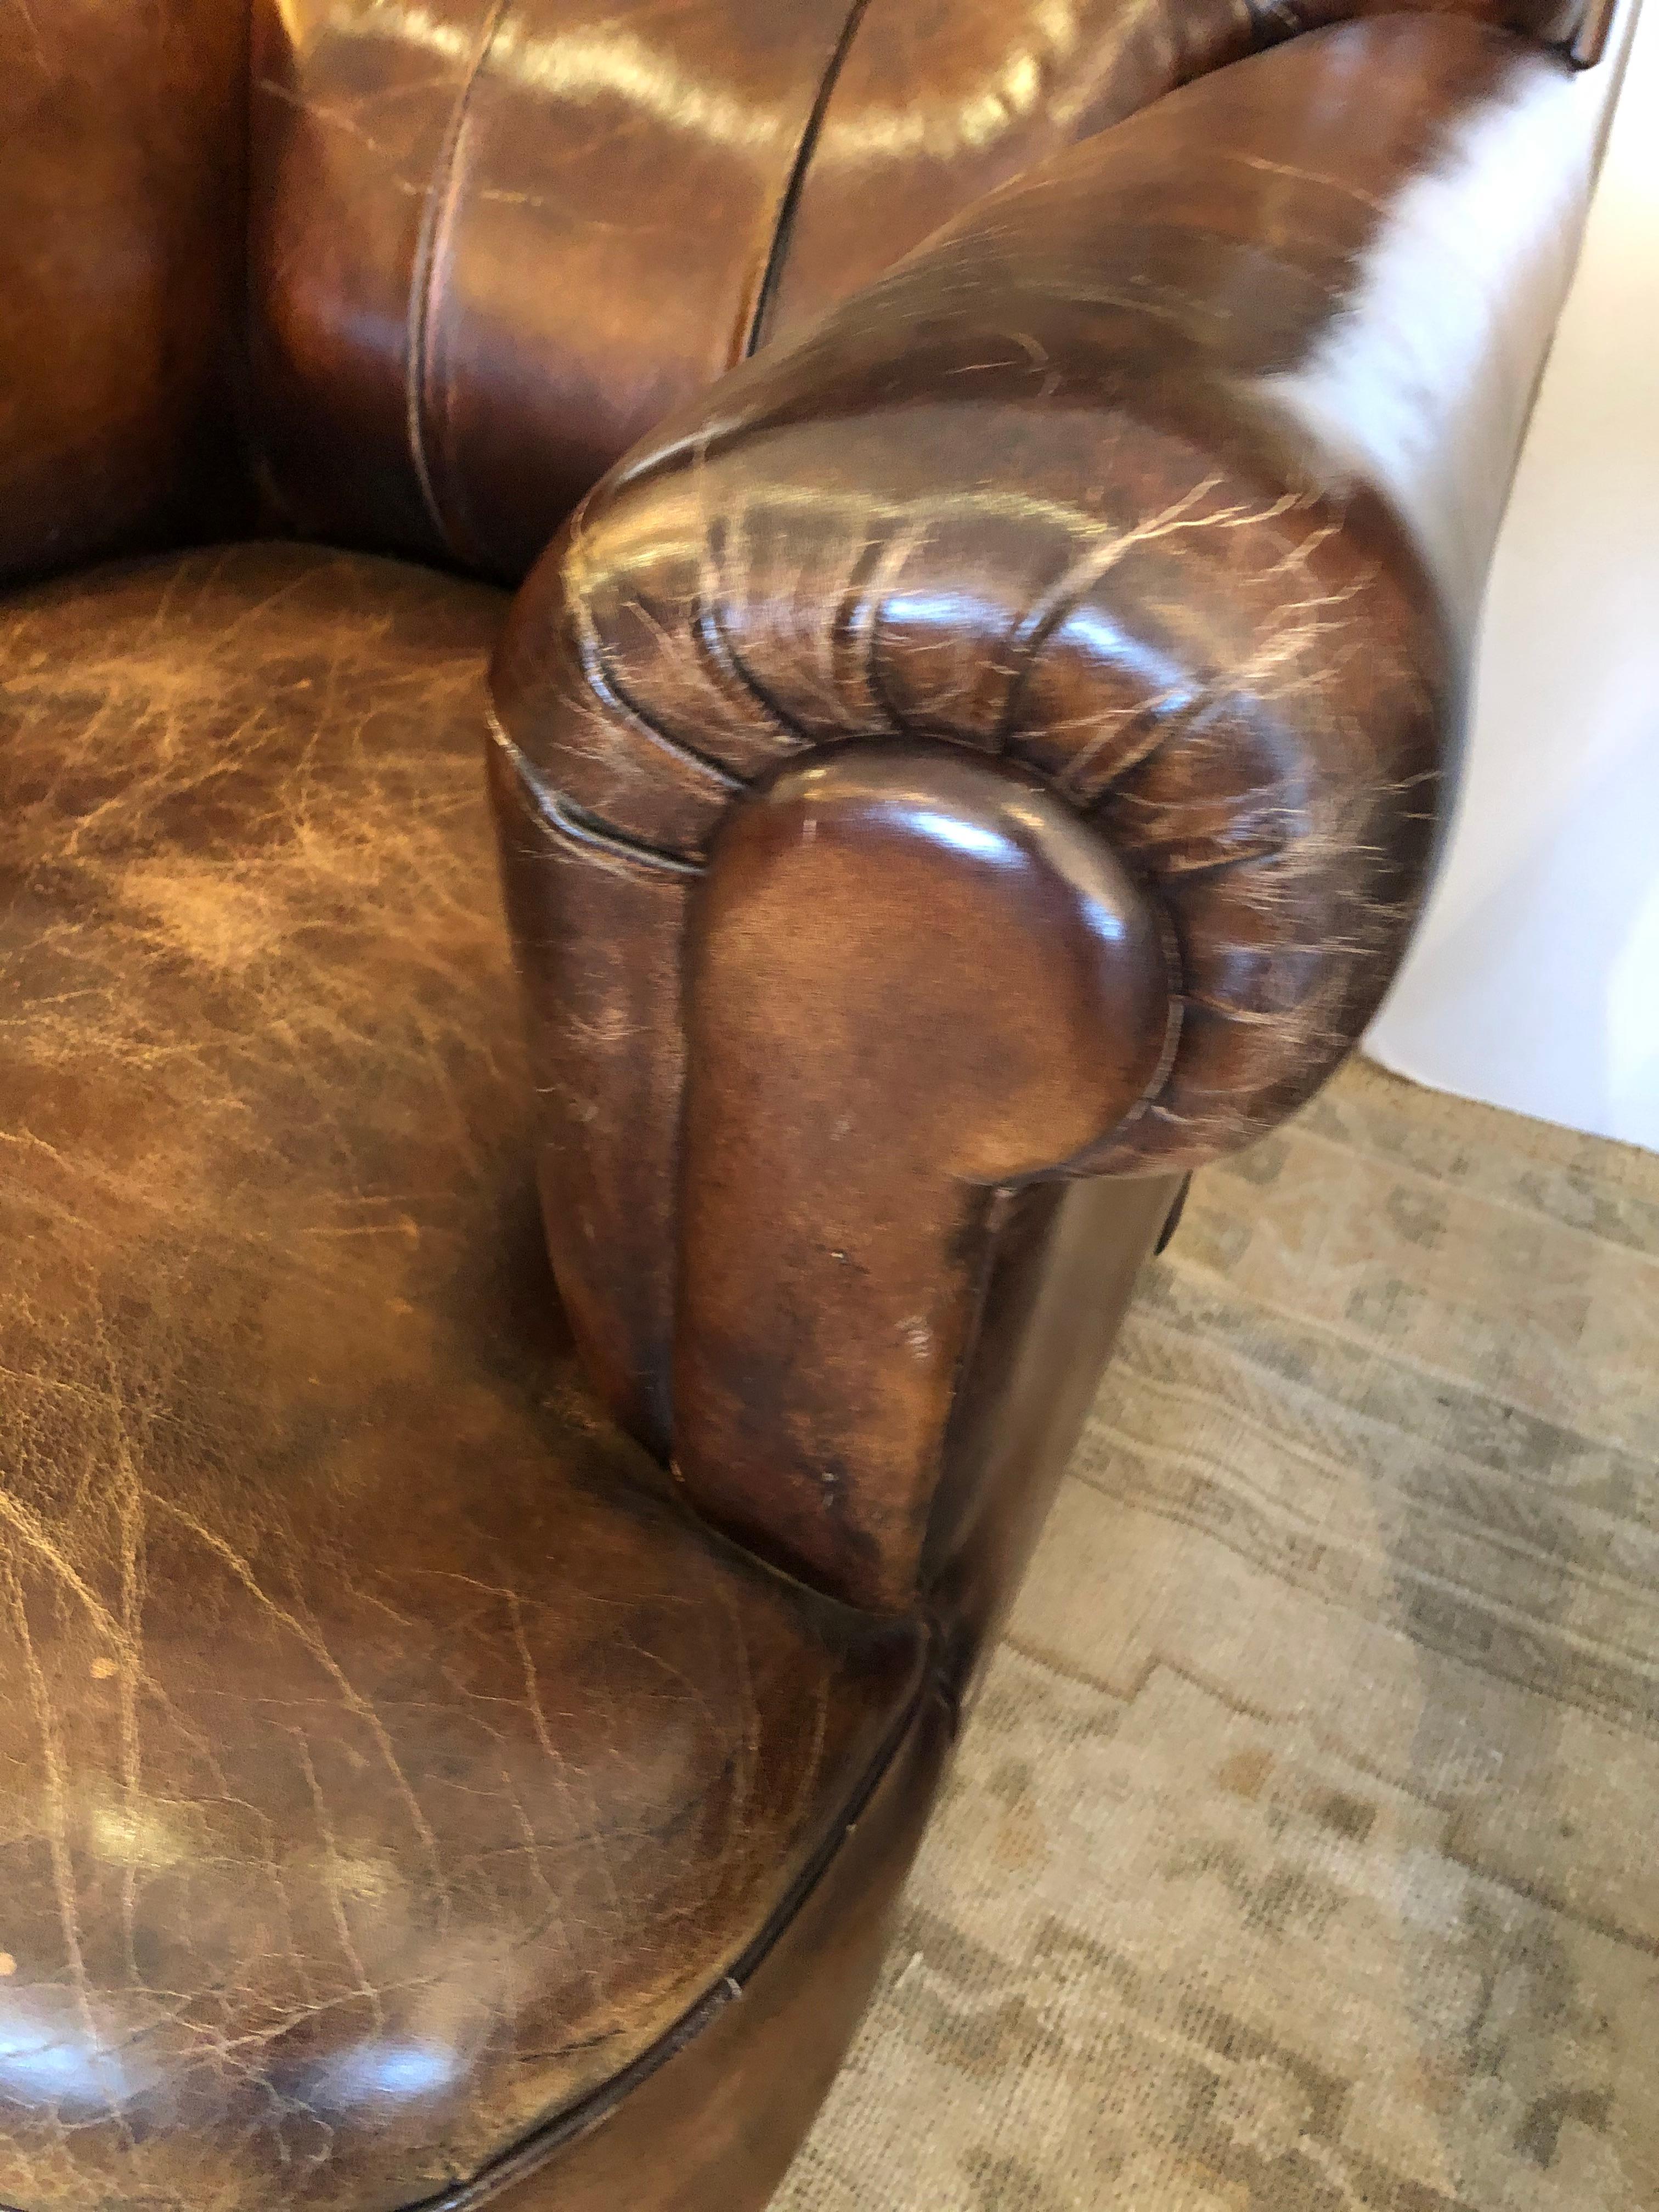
[491, 17, 1605, 1493]
[0, 545, 923, 2212]
[0, 1, 1615, 2205]
[246, 0, 1595, 584]
[248, 0, 856, 576]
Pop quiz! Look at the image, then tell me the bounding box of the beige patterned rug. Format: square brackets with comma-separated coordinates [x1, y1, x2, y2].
[780, 1058, 1659, 2212]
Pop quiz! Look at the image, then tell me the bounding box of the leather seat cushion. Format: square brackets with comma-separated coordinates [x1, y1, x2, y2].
[0, 544, 923, 2212]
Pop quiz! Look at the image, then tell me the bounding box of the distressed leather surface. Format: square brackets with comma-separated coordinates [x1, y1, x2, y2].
[494, 18, 1601, 1182]
[249, 0, 854, 575]
[243, 0, 1599, 585]
[672, 746, 1175, 1611]
[487, 16, 1608, 1600]
[0, 543, 923, 2212]
[761, 0, 1591, 340]
[0, 0, 250, 585]
[0, 5, 1620, 2203]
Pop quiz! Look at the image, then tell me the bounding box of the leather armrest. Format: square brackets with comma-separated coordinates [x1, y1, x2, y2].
[0, 0, 248, 585]
[490, 14, 1619, 1610]
[494, 14, 1613, 1175]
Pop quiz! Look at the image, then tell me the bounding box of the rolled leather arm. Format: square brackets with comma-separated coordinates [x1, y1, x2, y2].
[496, 14, 1607, 1171]
[490, 15, 1613, 1609]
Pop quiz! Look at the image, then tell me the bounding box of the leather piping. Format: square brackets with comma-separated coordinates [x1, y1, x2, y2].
[743, 0, 875, 359]
[407, 0, 515, 555]
[400, 1628, 943, 2212]
[490, 704, 1191, 1139]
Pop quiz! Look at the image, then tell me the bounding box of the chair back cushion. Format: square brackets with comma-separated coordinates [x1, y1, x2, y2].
[247, 0, 857, 578]
[246, 0, 1599, 584]
[0, 0, 248, 585]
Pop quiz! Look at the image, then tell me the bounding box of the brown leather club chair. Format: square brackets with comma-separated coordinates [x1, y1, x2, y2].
[0, 1, 1627, 2205]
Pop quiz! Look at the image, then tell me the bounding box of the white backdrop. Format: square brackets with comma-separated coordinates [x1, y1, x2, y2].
[1365, 0, 1658, 1153]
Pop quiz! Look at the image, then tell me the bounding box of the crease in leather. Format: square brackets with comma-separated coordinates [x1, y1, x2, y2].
[400, 1646, 942, 2212]
[488, 709, 703, 878]
[743, 0, 876, 359]
[693, 511, 822, 747]
[691, 590, 821, 750]
[407, 0, 517, 556]
[582, 622, 753, 798]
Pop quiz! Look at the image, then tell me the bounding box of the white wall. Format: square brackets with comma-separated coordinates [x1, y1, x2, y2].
[1365, 0, 1659, 1153]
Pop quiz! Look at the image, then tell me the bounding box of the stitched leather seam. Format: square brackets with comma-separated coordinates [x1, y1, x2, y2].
[406, 0, 515, 555]
[743, 0, 875, 358]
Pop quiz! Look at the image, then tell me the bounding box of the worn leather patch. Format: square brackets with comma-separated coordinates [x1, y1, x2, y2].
[0, 543, 921, 2212]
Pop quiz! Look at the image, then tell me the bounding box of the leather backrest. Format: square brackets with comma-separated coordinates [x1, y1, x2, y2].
[246, 0, 1600, 585]
[0, 0, 250, 586]
[760, 0, 1596, 341]
[247, 0, 858, 578]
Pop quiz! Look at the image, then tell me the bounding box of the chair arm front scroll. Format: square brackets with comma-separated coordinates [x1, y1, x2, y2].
[489, 15, 1612, 1617]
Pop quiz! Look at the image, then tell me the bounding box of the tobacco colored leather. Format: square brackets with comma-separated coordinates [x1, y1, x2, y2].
[674, 745, 1173, 1612]
[488, 742, 690, 1461]
[491, 20, 1607, 1604]
[244, 0, 1605, 582]
[0, 0, 250, 585]
[0, 4, 1626, 2208]
[761, 0, 1593, 341]
[927, 1171, 1186, 1681]
[249, 0, 855, 575]
[447, 1689, 954, 2212]
[0, 544, 924, 2212]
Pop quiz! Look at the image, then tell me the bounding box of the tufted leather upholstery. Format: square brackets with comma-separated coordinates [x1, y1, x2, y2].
[490, 15, 1616, 1606]
[0, 0, 1626, 2204]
